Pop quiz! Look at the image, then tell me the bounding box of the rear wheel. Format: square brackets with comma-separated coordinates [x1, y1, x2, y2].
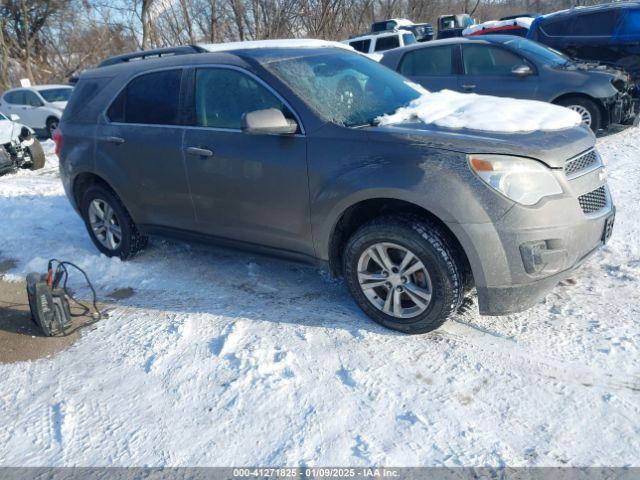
[80, 184, 148, 260]
[27, 140, 45, 170]
[556, 96, 601, 132]
[46, 117, 59, 139]
[343, 216, 464, 334]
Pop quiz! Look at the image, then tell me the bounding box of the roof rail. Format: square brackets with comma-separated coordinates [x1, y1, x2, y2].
[97, 45, 206, 68]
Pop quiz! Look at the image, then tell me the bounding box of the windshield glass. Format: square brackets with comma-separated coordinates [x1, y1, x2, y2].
[502, 37, 570, 66]
[264, 51, 422, 127]
[37, 87, 73, 102]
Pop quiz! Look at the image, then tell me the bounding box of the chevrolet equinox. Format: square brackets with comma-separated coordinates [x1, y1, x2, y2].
[57, 40, 615, 333]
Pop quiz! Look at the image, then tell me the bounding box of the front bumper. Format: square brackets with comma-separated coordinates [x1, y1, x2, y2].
[605, 92, 636, 126]
[447, 152, 614, 316]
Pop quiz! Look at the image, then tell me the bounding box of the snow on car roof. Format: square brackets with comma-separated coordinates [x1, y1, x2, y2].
[378, 89, 582, 133]
[198, 39, 354, 53]
[462, 17, 534, 36]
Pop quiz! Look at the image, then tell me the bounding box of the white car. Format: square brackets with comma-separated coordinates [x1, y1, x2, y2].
[0, 112, 45, 175]
[343, 30, 417, 59]
[0, 84, 73, 138]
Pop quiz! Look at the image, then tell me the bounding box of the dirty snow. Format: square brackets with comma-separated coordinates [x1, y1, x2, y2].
[199, 39, 354, 53]
[378, 89, 583, 133]
[0, 130, 639, 466]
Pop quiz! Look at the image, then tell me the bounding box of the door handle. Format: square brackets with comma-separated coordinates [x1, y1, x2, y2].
[185, 146, 214, 157]
[102, 136, 125, 145]
[461, 84, 476, 90]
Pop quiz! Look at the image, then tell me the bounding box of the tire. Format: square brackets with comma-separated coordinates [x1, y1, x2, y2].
[27, 140, 45, 170]
[343, 215, 464, 334]
[46, 117, 59, 139]
[80, 184, 148, 260]
[556, 96, 601, 133]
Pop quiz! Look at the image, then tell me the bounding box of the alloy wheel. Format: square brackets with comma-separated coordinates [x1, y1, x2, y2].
[88, 198, 122, 250]
[567, 105, 592, 127]
[357, 242, 433, 319]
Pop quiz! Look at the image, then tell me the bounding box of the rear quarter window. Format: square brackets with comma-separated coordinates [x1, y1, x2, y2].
[64, 76, 114, 123]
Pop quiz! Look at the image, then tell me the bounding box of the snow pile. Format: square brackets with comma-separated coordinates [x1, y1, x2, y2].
[199, 39, 353, 53]
[378, 89, 583, 133]
[463, 17, 534, 36]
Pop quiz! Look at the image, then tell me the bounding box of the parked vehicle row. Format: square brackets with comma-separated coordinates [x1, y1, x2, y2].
[0, 84, 73, 138]
[379, 35, 637, 132]
[58, 40, 615, 334]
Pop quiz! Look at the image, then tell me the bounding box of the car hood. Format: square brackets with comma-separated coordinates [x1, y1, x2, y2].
[560, 62, 630, 82]
[368, 122, 595, 168]
[49, 101, 67, 110]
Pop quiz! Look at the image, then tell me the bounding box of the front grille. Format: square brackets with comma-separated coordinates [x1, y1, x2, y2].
[565, 150, 599, 178]
[578, 186, 608, 215]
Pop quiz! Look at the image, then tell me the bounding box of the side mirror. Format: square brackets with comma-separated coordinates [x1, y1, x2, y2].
[512, 65, 533, 77]
[241, 108, 298, 135]
[10, 114, 20, 121]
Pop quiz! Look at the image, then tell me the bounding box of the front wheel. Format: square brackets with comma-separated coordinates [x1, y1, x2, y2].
[343, 216, 464, 334]
[27, 139, 45, 170]
[80, 184, 148, 260]
[556, 96, 601, 133]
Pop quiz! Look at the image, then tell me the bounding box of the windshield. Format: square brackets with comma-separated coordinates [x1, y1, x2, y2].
[264, 51, 422, 127]
[37, 87, 73, 103]
[502, 37, 570, 66]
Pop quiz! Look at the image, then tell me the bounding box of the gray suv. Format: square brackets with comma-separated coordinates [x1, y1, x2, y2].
[58, 41, 615, 334]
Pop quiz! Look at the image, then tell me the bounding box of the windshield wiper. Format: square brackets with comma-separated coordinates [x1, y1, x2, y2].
[349, 118, 380, 129]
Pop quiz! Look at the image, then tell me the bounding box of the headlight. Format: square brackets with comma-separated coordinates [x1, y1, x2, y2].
[468, 154, 563, 206]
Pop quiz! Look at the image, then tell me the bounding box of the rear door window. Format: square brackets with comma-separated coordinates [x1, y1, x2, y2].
[399, 45, 455, 76]
[374, 35, 400, 52]
[24, 91, 43, 107]
[349, 39, 371, 53]
[194, 68, 285, 130]
[541, 18, 573, 36]
[571, 10, 619, 36]
[462, 44, 525, 75]
[107, 69, 182, 124]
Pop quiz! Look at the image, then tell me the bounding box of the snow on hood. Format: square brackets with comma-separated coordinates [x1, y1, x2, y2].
[0, 119, 17, 144]
[377, 89, 583, 133]
[199, 39, 354, 53]
[463, 17, 534, 36]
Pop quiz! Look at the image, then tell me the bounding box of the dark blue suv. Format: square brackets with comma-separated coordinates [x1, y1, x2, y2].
[527, 2, 640, 82]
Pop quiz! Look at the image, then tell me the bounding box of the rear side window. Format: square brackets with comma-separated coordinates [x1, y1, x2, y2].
[349, 39, 371, 53]
[572, 10, 619, 36]
[374, 36, 400, 52]
[194, 68, 284, 129]
[400, 46, 455, 76]
[462, 45, 524, 75]
[4, 90, 25, 105]
[107, 69, 181, 125]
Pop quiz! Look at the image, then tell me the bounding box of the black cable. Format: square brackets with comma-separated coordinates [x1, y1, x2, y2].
[47, 259, 104, 336]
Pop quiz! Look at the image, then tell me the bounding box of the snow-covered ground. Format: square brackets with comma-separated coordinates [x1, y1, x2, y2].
[0, 131, 638, 467]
